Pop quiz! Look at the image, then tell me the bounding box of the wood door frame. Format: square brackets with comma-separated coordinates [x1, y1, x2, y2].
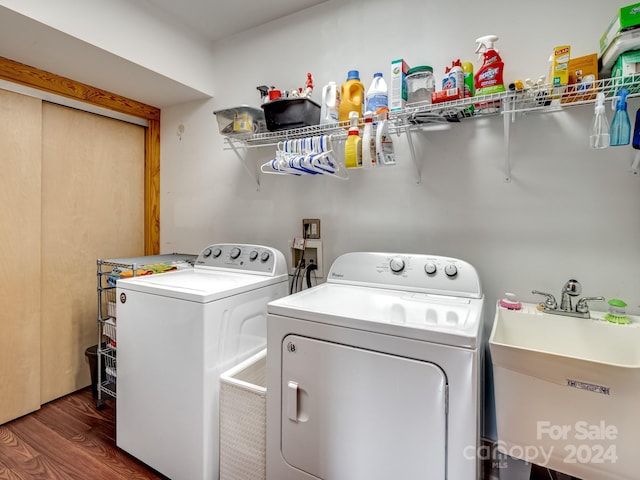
[0, 55, 160, 254]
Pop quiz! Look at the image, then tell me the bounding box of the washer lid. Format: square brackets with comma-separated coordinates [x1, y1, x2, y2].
[117, 268, 287, 303]
[268, 283, 484, 348]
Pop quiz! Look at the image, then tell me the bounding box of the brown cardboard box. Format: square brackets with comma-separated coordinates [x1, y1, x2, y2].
[563, 53, 599, 103]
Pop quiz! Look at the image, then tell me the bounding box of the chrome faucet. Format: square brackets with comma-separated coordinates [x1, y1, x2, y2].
[560, 278, 581, 312]
[533, 279, 604, 319]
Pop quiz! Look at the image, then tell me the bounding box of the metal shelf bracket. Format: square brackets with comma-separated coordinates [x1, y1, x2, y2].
[402, 119, 422, 184]
[226, 137, 260, 191]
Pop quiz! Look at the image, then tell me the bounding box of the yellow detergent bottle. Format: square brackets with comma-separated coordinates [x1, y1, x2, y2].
[344, 111, 362, 168]
[339, 70, 365, 123]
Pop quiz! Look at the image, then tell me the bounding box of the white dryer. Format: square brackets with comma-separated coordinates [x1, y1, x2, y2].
[116, 243, 287, 480]
[267, 252, 484, 480]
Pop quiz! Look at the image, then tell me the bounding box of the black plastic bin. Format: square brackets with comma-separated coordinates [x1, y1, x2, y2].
[85, 344, 107, 399]
[261, 97, 320, 131]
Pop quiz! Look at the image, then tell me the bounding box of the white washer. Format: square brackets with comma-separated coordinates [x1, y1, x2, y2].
[116, 243, 287, 480]
[267, 252, 484, 480]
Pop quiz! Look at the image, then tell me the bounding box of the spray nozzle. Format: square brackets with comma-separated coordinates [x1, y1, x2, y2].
[474, 34, 499, 58]
[616, 88, 629, 110]
[349, 111, 359, 130]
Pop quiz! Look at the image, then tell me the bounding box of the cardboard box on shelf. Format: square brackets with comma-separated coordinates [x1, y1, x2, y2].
[600, 2, 640, 54]
[563, 53, 599, 103]
[549, 45, 571, 99]
[611, 50, 640, 95]
[390, 58, 410, 112]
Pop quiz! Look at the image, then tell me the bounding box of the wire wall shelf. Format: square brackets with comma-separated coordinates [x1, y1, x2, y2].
[219, 76, 640, 186]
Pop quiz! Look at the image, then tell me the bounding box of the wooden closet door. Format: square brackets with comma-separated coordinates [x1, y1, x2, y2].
[0, 90, 42, 424]
[40, 103, 145, 403]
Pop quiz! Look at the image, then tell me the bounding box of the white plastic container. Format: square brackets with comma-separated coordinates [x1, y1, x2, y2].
[406, 66, 435, 105]
[362, 111, 375, 168]
[320, 81, 340, 125]
[365, 73, 388, 115]
[375, 115, 395, 166]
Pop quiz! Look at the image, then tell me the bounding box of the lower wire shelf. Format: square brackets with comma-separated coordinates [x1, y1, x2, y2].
[97, 344, 117, 404]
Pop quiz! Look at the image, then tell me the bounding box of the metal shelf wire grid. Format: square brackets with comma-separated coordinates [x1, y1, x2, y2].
[222, 76, 640, 151]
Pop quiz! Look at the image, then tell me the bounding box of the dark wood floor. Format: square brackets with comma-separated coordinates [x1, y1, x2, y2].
[0, 388, 166, 480]
[1, 388, 580, 480]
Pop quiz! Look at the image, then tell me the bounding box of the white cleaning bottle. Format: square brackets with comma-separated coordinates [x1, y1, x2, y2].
[589, 92, 609, 149]
[320, 81, 340, 125]
[362, 111, 376, 168]
[375, 111, 395, 166]
[365, 73, 388, 116]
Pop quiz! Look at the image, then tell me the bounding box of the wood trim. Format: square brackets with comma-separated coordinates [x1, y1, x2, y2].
[0, 55, 161, 254]
[146, 119, 161, 254]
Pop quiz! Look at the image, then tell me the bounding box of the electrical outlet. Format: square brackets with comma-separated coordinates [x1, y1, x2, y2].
[289, 238, 323, 278]
[302, 218, 321, 239]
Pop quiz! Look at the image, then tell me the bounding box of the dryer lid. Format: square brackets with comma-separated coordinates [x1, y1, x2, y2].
[268, 282, 484, 349]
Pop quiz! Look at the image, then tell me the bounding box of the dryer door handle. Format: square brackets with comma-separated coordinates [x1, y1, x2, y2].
[287, 381, 299, 422]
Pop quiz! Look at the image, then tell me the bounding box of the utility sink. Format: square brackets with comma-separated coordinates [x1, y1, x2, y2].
[491, 303, 640, 368]
[489, 302, 640, 480]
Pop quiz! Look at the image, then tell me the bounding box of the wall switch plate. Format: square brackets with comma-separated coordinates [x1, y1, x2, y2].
[302, 218, 321, 239]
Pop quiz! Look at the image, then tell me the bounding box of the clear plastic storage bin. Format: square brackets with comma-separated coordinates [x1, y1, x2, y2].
[219, 349, 267, 480]
[214, 106, 267, 135]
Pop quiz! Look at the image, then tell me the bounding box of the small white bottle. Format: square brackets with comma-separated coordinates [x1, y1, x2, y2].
[362, 111, 376, 168]
[375, 111, 395, 166]
[365, 73, 388, 115]
[320, 81, 340, 125]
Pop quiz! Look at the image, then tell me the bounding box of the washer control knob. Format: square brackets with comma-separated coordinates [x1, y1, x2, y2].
[230, 247, 241, 259]
[424, 262, 437, 275]
[444, 264, 458, 277]
[389, 257, 405, 273]
[202, 248, 212, 258]
[260, 251, 270, 262]
[212, 248, 222, 258]
[249, 250, 258, 261]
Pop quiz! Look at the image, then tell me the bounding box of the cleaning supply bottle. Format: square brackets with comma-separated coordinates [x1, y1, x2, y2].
[474, 35, 506, 113]
[443, 59, 464, 93]
[610, 88, 630, 146]
[590, 92, 609, 149]
[344, 111, 362, 168]
[375, 111, 395, 166]
[339, 70, 365, 123]
[632, 105, 640, 150]
[362, 111, 376, 168]
[320, 81, 340, 125]
[365, 73, 388, 117]
[462, 61, 475, 115]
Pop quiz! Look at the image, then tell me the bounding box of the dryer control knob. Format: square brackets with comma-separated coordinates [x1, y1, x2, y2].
[249, 250, 258, 261]
[260, 251, 270, 262]
[444, 264, 458, 277]
[424, 262, 437, 275]
[212, 248, 222, 258]
[202, 248, 212, 258]
[230, 247, 241, 259]
[389, 257, 405, 273]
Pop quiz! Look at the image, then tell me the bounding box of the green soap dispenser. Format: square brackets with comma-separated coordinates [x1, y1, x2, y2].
[610, 89, 630, 146]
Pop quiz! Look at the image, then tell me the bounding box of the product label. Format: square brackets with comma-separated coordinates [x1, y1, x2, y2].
[366, 93, 388, 114]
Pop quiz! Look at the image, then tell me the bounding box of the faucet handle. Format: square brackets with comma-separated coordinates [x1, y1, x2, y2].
[576, 296, 605, 314]
[532, 290, 558, 310]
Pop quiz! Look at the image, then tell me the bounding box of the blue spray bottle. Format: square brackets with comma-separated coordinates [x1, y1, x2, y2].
[610, 89, 630, 146]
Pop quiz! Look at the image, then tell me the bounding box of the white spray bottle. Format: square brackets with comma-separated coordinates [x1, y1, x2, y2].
[589, 92, 609, 149]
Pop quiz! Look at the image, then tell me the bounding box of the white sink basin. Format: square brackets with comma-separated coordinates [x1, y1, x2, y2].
[489, 302, 640, 480]
[491, 304, 640, 368]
